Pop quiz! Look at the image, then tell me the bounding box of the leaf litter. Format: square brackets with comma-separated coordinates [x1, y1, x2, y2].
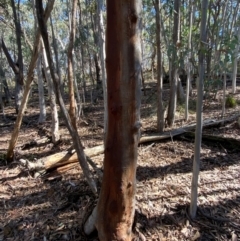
[0, 86, 240, 241]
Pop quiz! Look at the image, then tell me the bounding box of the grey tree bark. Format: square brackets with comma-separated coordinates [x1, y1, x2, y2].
[97, 0, 107, 140]
[37, 51, 46, 123]
[10, 0, 24, 114]
[154, 0, 164, 132]
[167, 0, 180, 127]
[42, 39, 60, 143]
[68, 0, 77, 130]
[6, 0, 55, 161]
[190, 0, 208, 219]
[185, 0, 194, 121]
[50, 16, 64, 94]
[36, 0, 97, 195]
[0, 64, 10, 103]
[232, 27, 240, 94]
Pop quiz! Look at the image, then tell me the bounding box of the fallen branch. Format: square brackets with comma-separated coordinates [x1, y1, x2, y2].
[21, 137, 51, 150]
[180, 132, 240, 150]
[19, 114, 240, 173]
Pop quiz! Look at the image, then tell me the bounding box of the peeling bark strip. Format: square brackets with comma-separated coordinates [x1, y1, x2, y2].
[96, 1, 142, 240]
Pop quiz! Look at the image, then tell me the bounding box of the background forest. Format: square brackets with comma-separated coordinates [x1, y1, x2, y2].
[0, 0, 240, 240]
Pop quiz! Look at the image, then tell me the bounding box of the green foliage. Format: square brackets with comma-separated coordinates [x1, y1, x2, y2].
[225, 95, 237, 108]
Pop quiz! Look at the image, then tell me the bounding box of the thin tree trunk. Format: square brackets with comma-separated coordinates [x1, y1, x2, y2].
[185, 0, 193, 121]
[167, 0, 180, 127]
[73, 55, 82, 118]
[68, 0, 77, 130]
[154, 0, 164, 132]
[190, 0, 208, 219]
[0, 78, 5, 119]
[50, 16, 63, 94]
[94, 0, 142, 240]
[6, 0, 55, 161]
[37, 51, 46, 123]
[10, 0, 24, 114]
[36, 0, 97, 195]
[0, 65, 10, 103]
[97, 0, 107, 140]
[42, 39, 60, 143]
[222, 71, 226, 117]
[232, 27, 240, 94]
[151, 46, 156, 81]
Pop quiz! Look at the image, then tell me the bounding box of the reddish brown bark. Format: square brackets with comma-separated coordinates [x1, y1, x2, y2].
[68, 0, 77, 129]
[96, 1, 142, 240]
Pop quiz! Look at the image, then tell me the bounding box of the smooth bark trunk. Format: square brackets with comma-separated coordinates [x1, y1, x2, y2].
[95, 1, 142, 240]
[6, 0, 55, 161]
[232, 27, 240, 93]
[167, 0, 180, 127]
[190, 0, 208, 219]
[154, 0, 164, 132]
[0, 65, 11, 103]
[37, 52, 46, 123]
[36, 0, 97, 195]
[42, 39, 60, 143]
[68, 0, 77, 130]
[185, 0, 193, 121]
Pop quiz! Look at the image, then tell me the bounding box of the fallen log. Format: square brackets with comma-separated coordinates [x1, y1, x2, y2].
[179, 132, 240, 150]
[19, 114, 240, 173]
[21, 137, 50, 150]
[19, 144, 104, 173]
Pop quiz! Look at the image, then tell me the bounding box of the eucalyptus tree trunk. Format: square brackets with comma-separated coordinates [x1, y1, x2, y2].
[95, 1, 142, 240]
[154, 0, 164, 132]
[176, 2, 185, 104]
[37, 52, 46, 123]
[42, 40, 60, 143]
[68, 0, 77, 129]
[0, 82, 4, 117]
[1, 39, 22, 108]
[167, 0, 180, 127]
[0, 78, 5, 119]
[212, 0, 229, 77]
[50, 16, 63, 94]
[185, 0, 194, 121]
[10, 0, 24, 114]
[97, 0, 107, 137]
[229, 2, 240, 38]
[232, 27, 240, 94]
[73, 55, 82, 118]
[32, 0, 46, 124]
[190, 0, 208, 219]
[77, 1, 86, 104]
[36, 0, 97, 195]
[6, 0, 55, 161]
[0, 65, 10, 103]
[222, 72, 226, 117]
[151, 46, 156, 81]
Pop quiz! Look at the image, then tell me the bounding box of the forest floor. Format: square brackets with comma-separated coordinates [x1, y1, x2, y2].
[0, 80, 240, 241]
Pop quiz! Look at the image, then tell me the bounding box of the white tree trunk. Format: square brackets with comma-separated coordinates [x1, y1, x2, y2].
[37, 52, 46, 123]
[97, 0, 107, 142]
[190, 0, 208, 219]
[6, 0, 55, 161]
[185, 0, 194, 121]
[232, 27, 240, 94]
[42, 39, 60, 143]
[222, 72, 226, 117]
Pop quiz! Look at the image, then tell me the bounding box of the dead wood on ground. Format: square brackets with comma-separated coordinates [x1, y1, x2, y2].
[19, 114, 240, 174]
